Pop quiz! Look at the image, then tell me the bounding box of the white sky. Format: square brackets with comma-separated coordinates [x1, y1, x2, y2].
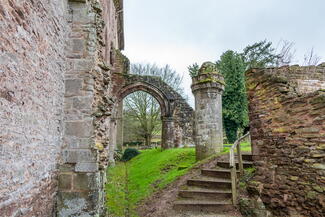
[123, 0, 325, 106]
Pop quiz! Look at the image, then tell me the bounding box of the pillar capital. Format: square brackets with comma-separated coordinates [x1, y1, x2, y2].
[191, 62, 225, 94]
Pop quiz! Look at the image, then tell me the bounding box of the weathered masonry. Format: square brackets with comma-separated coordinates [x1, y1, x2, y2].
[110, 56, 194, 152]
[58, 0, 125, 216]
[0, 0, 194, 216]
[0, 0, 124, 216]
[246, 64, 325, 217]
[191, 62, 225, 160]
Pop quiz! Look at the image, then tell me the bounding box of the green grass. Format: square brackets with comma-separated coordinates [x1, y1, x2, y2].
[106, 148, 196, 216]
[106, 143, 251, 216]
[223, 142, 251, 152]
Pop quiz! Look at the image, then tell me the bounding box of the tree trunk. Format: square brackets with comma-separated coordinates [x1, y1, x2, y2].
[144, 135, 151, 147]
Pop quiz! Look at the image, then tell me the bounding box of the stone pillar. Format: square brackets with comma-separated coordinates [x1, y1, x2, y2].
[116, 101, 124, 150]
[58, 1, 105, 216]
[161, 116, 174, 149]
[191, 62, 225, 160]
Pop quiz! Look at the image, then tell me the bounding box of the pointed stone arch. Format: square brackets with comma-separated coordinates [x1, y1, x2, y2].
[116, 81, 171, 118]
[111, 72, 194, 150]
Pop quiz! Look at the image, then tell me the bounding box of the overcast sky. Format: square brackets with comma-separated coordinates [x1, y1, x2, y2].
[123, 0, 325, 106]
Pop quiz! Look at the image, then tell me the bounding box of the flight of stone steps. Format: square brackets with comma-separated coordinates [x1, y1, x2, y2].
[173, 154, 254, 215]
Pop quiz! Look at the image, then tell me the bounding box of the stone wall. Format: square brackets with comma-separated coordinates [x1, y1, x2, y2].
[0, 0, 68, 216]
[0, 0, 123, 216]
[173, 100, 194, 147]
[58, 0, 121, 216]
[246, 65, 325, 217]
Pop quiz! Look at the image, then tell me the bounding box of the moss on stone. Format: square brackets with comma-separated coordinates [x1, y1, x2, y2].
[197, 77, 225, 85]
[113, 0, 122, 10]
[198, 62, 219, 75]
[98, 62, 110, 71]
[304, 159, 316, 163]
[95, 142, 104, 151]
[289, 176, 299, 181]
[267, 75, 288, 84]
[310, 94, 325, 105]
[273, 127, 290, 133]
[306, 191, 317, 199]
[312, 163, 325, 169]
[316, 144, 325, 150]
[246, 81, 258, 91]
[312, 185, 324, 193]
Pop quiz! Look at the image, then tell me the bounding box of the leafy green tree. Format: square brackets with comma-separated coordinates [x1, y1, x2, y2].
[188, 40, 284, 142]
[217, 50, 248, 143]
[242, 40, 281, 68]
[188, 63, 200, 77]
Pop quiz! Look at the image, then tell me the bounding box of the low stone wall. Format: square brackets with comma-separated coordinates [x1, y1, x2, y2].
[246, 65, 325, 217]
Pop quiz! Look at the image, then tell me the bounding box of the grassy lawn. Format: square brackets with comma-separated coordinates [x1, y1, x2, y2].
[106, 143, 251, 216]
[223, 142, 251, 152]
[106, 148, 196, 216]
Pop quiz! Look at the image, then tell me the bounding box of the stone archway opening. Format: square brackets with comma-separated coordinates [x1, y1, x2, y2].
[111, 81, 175, 153]
[109, 56, 194, 162]
[118, 90, 163, 150]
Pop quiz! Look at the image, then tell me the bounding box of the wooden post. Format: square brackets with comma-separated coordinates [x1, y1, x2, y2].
[229, 149, 237, 205]
[228, 133, 250, 205]
[231, 166, 237, 205]
[237, 142, 244, 175]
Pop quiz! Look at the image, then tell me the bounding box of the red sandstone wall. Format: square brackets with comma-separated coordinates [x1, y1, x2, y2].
[247, 65, 325, 217]
[0, 0, 68, 216]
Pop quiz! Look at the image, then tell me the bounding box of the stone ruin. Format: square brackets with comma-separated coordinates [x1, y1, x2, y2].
[1, 0, 125, 216]
[246, 65, 325, 216]
[0, 0, 324, 216]
[110, 53, 194, 153]
[0, 0, 193, 216]
[191, 62, 225, 160]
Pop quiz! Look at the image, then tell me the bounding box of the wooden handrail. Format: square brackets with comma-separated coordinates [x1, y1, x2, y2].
[229, 132, 250, 205]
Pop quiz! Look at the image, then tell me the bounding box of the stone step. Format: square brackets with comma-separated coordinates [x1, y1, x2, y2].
[173, 199, 233, 212]
[235, 154, 253, 161]
[187, 177, 231, 189]
[217, 161, 253, 169]
[201, 168, 239, 179]
[179, 187, 232, 200]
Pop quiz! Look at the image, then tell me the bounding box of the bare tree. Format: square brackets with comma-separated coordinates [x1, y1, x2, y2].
[276, 40, 296, 66]
[303, 47, 321, 66]
[123, 91, 161, 146]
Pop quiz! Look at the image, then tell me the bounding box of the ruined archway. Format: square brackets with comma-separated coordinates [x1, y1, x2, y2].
[110, 65, 194, 153]
[118, 87, 164, 149]
[117, 82, 171, 117]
